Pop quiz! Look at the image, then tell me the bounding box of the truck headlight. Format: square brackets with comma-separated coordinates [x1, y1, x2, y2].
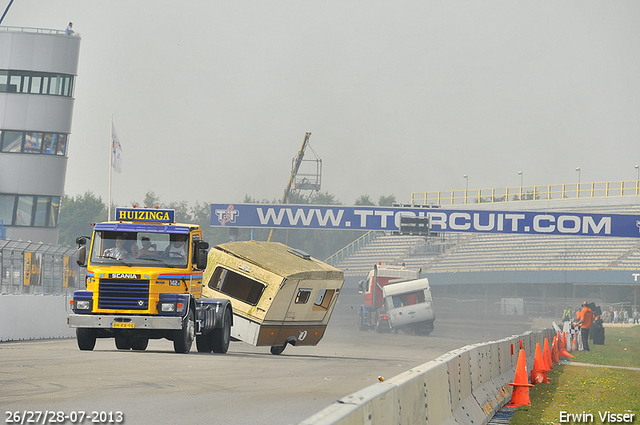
[158, 293, 189, 315]
[160, 302, 176, 312]
[75, 300, 91, 310]
[71, 291, 93, 313]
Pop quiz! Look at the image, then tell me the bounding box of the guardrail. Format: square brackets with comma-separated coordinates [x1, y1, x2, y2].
[0, 25, 68, 35]
[299, 328, 554, 425]
[411, 180, 640, 206]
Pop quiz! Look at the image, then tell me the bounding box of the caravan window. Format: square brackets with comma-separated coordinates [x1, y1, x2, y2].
[390, 290, 426, 308]
[208, 267, 265, 306]
[312, 289, 335, 311]
[295, 289, 312, 304]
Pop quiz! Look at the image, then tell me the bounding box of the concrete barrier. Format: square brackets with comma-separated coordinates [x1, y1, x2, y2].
[299, 329, 552, 425]
[0, 294, 74, 341]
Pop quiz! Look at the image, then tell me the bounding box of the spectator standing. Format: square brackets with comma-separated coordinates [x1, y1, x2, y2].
[577, 301, 594, 352]
[563, 306, 572, 322]
[65, 22, 74, 35]
[633, 308, 639, 324]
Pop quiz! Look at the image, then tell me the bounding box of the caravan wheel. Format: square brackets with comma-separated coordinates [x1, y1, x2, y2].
[270, 344, 286, 355]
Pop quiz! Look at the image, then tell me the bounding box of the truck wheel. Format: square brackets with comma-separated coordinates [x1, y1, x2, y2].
[211, 307, 231, 354]
[76, 328, 96, 351]
[130, 337, 149, 351]
[196, 334, 212, 353]
[115, 336, 131, 350]
[375, 316, 383, 333]
[173, 309, 194, 353]
[358, 310, 368, 331]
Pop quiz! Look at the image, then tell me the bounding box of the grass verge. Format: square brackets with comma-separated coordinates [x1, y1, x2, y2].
[510, 325, 640, 425]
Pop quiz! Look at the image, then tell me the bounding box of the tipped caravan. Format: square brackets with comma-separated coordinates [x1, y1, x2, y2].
[202, 241, 344, 355]
[383, 278, 435, 335]
[358, 264, 435, 335]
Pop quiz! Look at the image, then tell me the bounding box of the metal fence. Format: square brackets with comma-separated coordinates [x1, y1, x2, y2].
[0, 240, 80, 295]
[411, 180, 640, 206]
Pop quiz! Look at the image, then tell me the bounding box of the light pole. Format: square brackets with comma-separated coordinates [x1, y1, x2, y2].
[635, 165, 639, 181]
[576, 167, 581, 197]
[463, 174, 468, 203]
[518, 171, 523, 200]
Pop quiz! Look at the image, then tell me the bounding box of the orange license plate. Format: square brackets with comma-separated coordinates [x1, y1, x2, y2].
[111, 322, 134, 329]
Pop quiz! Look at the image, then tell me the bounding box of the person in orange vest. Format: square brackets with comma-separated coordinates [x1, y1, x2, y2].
[577, 301, 594, 351]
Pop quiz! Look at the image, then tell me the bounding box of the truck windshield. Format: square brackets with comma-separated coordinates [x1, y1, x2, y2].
[90, 231, 189, 268]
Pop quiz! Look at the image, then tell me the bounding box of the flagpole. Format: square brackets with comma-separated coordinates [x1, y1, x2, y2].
[108, 114, 113, 221]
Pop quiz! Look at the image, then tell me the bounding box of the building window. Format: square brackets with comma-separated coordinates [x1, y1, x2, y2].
[0, 194, 15, 225]
[1, 131, 23, 153]
[24, 132, 43, 154]
[34, 197, 49, 227]
[14, 196, 34, 226]
[0, 69, 75, 97]
[30, 75, 42, 94]
[0, 70, 7, 91]
[49, 197, 60, 227]
[0, 194, 61, 228]
[56, 134, 67, 156]
[43, 133, 55, 154]
[0, 130, 69, 156]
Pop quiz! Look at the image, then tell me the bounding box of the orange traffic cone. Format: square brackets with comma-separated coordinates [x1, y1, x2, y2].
[508, 349, 534, 407]
[543, 338, 553, 371]
[571, 332, 578, 351]
[530, 342, 548, 384]
[559, 332, 574, 358]
[552, 335, 560, 365]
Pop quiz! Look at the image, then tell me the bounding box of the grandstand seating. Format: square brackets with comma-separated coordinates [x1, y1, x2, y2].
[333, 232, 640, 277]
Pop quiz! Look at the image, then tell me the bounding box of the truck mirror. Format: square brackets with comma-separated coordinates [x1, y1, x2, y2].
[76, 245, 87, 267]
[76, 236, 88, 246]
[194, 240, 209, 270]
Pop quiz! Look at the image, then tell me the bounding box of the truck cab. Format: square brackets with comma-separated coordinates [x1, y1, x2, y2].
[68, 207, 232, 354]
[358, 263, 435, 335]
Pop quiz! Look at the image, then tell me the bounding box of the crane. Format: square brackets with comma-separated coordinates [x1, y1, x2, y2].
[267, 132, 321, 242]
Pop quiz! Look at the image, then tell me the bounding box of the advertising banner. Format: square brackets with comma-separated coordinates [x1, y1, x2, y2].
[210, 203, 640, 238]
[63, 256, 69, 288]
[23, 252, 32, 286]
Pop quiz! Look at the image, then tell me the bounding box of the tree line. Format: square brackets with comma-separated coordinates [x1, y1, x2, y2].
[58, 191, 397, 260]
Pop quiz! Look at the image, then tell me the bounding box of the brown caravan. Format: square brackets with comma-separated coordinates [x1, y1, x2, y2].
[202, 241, 344, 355]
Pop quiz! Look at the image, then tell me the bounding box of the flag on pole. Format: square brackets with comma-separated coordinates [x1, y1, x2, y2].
[111, 122, 122, 173]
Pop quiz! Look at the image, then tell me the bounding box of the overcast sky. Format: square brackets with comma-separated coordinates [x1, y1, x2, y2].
[6, 1, 640, 207]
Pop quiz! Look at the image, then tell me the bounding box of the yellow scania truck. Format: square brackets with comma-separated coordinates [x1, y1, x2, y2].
[67, 207, 232, 354]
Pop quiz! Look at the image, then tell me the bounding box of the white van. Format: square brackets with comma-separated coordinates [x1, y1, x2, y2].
[382, 278, 435, 335]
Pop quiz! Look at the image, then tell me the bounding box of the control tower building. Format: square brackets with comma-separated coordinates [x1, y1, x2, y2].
[0, 26, 81, 244]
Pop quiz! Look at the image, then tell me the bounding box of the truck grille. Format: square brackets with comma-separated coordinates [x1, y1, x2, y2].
[98, 279, 150, 310]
